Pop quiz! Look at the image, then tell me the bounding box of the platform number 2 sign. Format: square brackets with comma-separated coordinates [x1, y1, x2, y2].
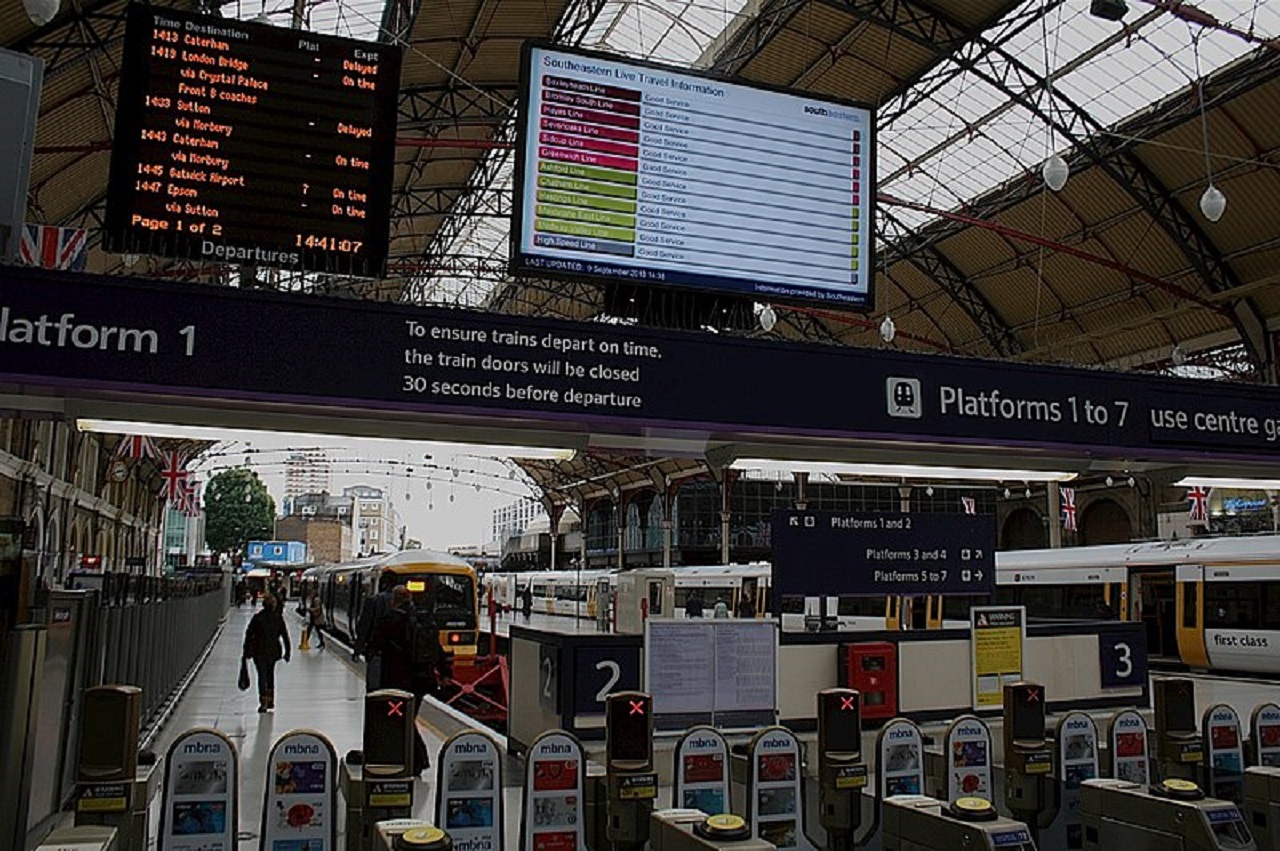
[1099, 626, 1147, 689]
[574, 646, 641, 715]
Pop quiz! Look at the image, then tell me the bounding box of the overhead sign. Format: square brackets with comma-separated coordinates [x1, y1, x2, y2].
[1251, 703, 1280, 768]
[8, 269, 1280, 469]
[943, 716, 992, 804]
[1204, 703, 1244, 801]
[104, 6, 400, 276]
[1107, 710, 1150, 786]
[875, 719, 924, 799]
[970, 607, 1025, 710]
[521, 731, 585, 851]
[645, 620, 777, 731]
[159, 728, 237, 851]
[748, 728, 808, 851]
[512, 44, 875, 310]
[260, 729, 337, 850]
[673, 727, 729, 815]
[771, 511, 995, 603]
[438, 731, 504, 851]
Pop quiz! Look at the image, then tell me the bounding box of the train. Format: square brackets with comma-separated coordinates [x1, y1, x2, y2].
[482, 534, 1280, 673]
[299, 549, 481, 660]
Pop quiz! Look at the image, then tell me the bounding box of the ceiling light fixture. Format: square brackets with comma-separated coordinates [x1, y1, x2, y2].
[1175, 477, 1280, 491]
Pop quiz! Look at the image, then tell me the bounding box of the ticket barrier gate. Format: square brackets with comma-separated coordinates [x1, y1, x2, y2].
[1245, 767, 1280, 849]
[374, 820, 452, 851]
[34, 825, 118, 850]
[1081, 778, 1255, 849]
[604, 692, 659, 851]
[814, 689, 868, 850]
[1002, 683, 1057, 842]
[882, 796, 1037, 851]
[73, 686, 155, 851]
[344, 689, 418, 851]
[1155, 677, 1204, 784]
[651, 811, 776, 851]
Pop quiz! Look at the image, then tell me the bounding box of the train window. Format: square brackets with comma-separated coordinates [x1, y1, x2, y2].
[780, 596, 804, 614]
[943, 595, 988, 622]
[1183, 582, 1198, 629]
[1263, 584, 1280, 630]
[1205, 582, 1260, 629]
[837, 596, 883, 617]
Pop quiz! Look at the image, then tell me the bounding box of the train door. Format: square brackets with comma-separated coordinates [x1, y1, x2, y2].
[1175, 564, 1208, 668]
[1131, 569, 1176, 658]
[886, 597, 901, 630]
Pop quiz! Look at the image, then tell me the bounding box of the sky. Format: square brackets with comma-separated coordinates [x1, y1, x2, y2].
[100, 422, 547, 550]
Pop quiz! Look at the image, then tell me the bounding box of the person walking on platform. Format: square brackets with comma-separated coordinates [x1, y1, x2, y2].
[304, 592, 326, 649]
[713, 595, 729, 618]
[244, 593, 290, 713]
[520, 584, 534, 620]
[368, 585, 438, 775]
[685, 593, 704, 618]
[355, 572, 396, 690]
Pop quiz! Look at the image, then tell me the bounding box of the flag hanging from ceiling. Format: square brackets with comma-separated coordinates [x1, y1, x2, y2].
[113, 434, 158, 461]
[1060, 487, 1078, 532]
[18, 223, 88, 271]
[961, 496, 976, 515]
[159, 451, 190, 503]
[1187, 486, 1210, 523]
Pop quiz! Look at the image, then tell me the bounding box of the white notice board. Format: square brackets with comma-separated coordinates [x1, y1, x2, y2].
[645, 619, 777, 730]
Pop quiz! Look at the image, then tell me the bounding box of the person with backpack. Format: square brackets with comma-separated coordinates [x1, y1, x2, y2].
[368, 585, 446, 775]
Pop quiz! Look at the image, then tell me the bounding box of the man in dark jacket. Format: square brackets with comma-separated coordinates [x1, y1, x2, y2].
[243, 593, 290, 712]
[355, 572, 396, 690]
[368, 585, 444, 775]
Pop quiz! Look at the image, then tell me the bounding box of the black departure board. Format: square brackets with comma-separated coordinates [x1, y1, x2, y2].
[104, 6, 401, 277]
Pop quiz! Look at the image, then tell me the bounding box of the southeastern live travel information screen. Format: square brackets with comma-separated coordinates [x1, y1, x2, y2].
[104, 6, 401, 277]
[512, 45, 875, 309]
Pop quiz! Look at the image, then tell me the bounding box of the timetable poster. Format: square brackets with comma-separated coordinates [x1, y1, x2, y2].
[104, 5, 401, 276]
[513, 44, 875, 309]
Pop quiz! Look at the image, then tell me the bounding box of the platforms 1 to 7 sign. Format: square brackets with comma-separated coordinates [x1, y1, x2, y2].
[770, 511, 997, 601]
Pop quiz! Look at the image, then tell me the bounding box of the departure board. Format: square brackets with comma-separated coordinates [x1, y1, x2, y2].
[104, 6, 401, 277]
[511, 44, 875, 310]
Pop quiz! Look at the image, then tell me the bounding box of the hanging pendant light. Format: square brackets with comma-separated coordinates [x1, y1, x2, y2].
[758, 304, 777, 332]
[1042, 154, 1069, 192]
[23, 0, 59, 25]
[1199, 183, 1226, 222]
[879, 315, 896, 343]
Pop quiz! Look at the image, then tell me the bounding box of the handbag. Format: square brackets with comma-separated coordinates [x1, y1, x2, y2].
[238, 657, 251, 691]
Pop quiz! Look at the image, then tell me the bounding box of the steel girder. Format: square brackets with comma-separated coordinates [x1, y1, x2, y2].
[398, 82, 517, 130]
[392, 185, 509, 220]
[840, 0, 1271, 373]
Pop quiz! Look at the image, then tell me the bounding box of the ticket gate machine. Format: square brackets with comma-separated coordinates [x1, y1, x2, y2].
[651, 811, 776, 851]
[1081, 778, 1255, 849]
[1245, 767, 1280, 849]
[1155, 677, 1204, 784]
[73, 686, 155, 851]
[605, 691, 659, 850]
[815, 688, 867, 850]
[344, 689, 418, 851]
[882, 796, 1038, 850]
[35, 825, 118, 850]
[374, 821, 453, 851]
[1002, 682, 1056, 839]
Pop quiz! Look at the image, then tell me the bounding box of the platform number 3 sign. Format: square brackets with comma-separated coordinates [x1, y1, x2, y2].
[1099, 626, 1147, 689]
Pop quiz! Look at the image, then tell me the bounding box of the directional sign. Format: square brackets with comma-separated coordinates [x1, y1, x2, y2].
[770, 511, 995, 607]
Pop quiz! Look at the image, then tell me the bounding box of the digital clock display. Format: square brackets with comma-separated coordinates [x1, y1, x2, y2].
[104, 6, 401, 277]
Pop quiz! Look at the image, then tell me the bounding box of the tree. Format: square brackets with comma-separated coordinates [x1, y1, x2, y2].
[204, 468, 276, 556]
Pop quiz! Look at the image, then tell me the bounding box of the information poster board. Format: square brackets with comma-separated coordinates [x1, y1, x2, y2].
[970, 607, 1026, 710]
[260, 729, 337, 850]
[748, 728, 809, 851]
[1055, 712, 1099, 851]
[943, 716, 992, 804]
[1204, 703, 1244, 801]
[673, 727, 729, 814]
[438, 731, 504, 851]
[876, 719, 924, 799]
[1107, 710, 1150, 786]
[645, 619, 777, 731]
[1252, 702, 1280, 768]
[521, 731, 585, 851]
[159, 728, 237, 851]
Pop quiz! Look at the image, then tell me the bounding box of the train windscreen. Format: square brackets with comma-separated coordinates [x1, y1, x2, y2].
[405, 573, 477, 628]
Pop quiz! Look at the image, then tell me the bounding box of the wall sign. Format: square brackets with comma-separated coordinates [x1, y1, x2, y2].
[438, 730, 504, 851]
[943, 716, 992, 804]
[673, 726, 729, 815]
[572, 645, 641, 718]
[1107, 710, 1150, 786]
[969, 607, 1025, 710]
[748, 728, 808, 851]
[8, 270, 1280, 469]
[876, 719, 924, 799]
[260, 730, 337, 850]
[539, 644, 560, 713]
[159, 728, 237, 851]
[521, 731, 585, 851]
[1204, 703, 1244, 801]
[1251, 702, 1280, 768]
[1098, 625, 1147, 689]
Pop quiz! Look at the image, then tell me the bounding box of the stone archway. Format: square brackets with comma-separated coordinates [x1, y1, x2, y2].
[1080, 498, 1132, 545]
[1001, 507, 1047, 550]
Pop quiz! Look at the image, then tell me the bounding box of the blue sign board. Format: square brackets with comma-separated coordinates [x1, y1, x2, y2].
[246, 540, 307, 565]
[770, 510, 995, 607]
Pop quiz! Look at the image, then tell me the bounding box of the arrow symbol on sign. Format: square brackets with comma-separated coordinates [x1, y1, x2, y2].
[974, 571, 984, 581]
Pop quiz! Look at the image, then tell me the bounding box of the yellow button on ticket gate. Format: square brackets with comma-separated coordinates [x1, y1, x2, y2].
[1157, 778, 1204, 801]
[695, 813, 751, 841]
[948, 797, 998, 821]
[396, 825, 451, 851]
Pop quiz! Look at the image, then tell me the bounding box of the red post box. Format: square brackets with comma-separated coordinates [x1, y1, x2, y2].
[844, 642, 897, 722]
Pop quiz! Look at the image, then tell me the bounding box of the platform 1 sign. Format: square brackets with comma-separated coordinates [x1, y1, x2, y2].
[771, 511, 995, 606]
[159, 728, 237, 851]
[438, 731, 504, 851]
[260, 730, 336, 850]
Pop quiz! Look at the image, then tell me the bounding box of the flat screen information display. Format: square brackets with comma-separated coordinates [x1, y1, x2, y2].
[512, 45, 875, 309]
[104, 6, 401, 277]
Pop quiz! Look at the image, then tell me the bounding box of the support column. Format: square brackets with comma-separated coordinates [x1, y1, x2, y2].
[1048, 486, 1062, 548]
[719, 470, 737, 564]
[793, 472, 808, 511]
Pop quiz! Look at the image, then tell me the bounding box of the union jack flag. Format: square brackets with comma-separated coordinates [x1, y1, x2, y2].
[159, 451, 190, 503]
[1187, 486, 1211, 523]
[1060, 487, 1078, 532]
[18, 224, 88, 271]
[175, 479, 201, 517]
[113, 434, 158, 461]
[961, 496, 976, 515]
